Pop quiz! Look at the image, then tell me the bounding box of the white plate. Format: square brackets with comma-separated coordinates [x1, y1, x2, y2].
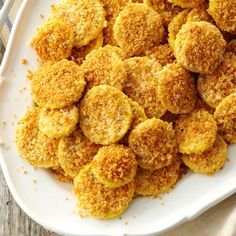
[0, 1, 236, 235]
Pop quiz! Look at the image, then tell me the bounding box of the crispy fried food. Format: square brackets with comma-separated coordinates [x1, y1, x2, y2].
[168, 9, 190, 49]
[31, 19, 74, 62]
[80, 85, 132, 145]
[198, 52, 236, 108]
[158, 63, 196, 114]
[187, 6, 213, 23]
[195, 97, 215, 114]
[50, 166, 73, 183]
[169, 0, 206, 8]
[82, 45, 126, 90]
[92, 144, 137, 188]
[129, 118, 177, 170]
[161, 111, 179, 123]
[38, 105, 79, 139]
[182, 135, 227, 175]
[175, 110, 217, 154]
[100, 0, 131, 45]
[74, 164, 135, 219]
[31, 60, 85, 109]
[70, 33, 103, 65]
[214, 93, 236, 143]
[123, 57, 166, 118]
[175, 21, 226, 74]
[16, 108, 59, 168]
[58, 130, 100, 179]
[114, 3, 164, 57]
[135, 158, 181, 197]
[120, 99, 147, 144]
[148, 44, 176, 66]
[144, 0, 182, 26]
[227, 39, 236, 54]
[52, 0, 105, 48]
[208, 0, 236, 34]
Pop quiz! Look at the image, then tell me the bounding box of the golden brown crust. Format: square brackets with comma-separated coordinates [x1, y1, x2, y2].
[38, 105, 79, 139]
[135, 157, 181, 197]
[120, 99, 148, 144]
[158, 62, 197, 114]
[123, 57, 166, 118]
[100, 0, 131, 45]
[169, 0, 206, 8]
[129, 118, 177, 170]
[31, 60, 85, 109]
[16, 108, 59, 168]
[74, 164, 135, 219]
[58, 130, 100, 179]
[52, 0, 105, 48]
[198, 52, 236, 108]
[82, 45, 126, 90]
[92, 144, 137, 187]
[50, 166, 73, 183]
[148, 44, 176, 66]
[31, 19, 74, 62]
[144, 0, 182, 26]
[168, 9, 190, 49]
[175, 110, 217, 154]
[69, 33, 103, 65]
[227, 39, 236, 54]
[208, 0, 236, 34]
[114, 3, 164, 57]
[80, 85, 132, 145]
[214, 93, 236, 143]
[174, 21, 226, 74]
[182, 135, 227, 175]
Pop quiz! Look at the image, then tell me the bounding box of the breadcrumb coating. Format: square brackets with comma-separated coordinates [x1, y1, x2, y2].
[175, 110, 217, 154]
[182, 135, 227, 175]
[120, 99, 147, 144]
[148, 44, 176, 66]
[58, 130, 100, 179]
[38, 105, 79, 139]
[187, 6, 213, 23]
[92, 144, 137, 188]
[195, 97, 215, 114]
[114, 3, 165, 57]
[31, 60, 85, 109]
[129, 118, 177, 170]
[52, 0, 105, 48]
[100, 0, 132, 45]
[227, 39, 236, 54]
[169, 0, 206, 8]
[70, 33, 103, 65]
[158, 62, 196, 114]
[31, 19, 74, 62]
[74, 164, 135, 219]
[135, 157, 181, 197]
[175, 21, 226, 74]
[198, 52, 236, 108]
[80, 85, 132, 145]
[16, 108, 59, 168]
[123, 57, 166, 118]
[144, 0, 182, 26]
[214, 93, 236, 143]
[50, 166, 73, 183]
[82, 45, 126, 90]
[168, 9, 190, 49]
[208, 0, 236, 34]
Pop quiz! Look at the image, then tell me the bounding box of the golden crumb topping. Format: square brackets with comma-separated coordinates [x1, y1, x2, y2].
[129, 118, 177, 170]
[114, 3, 164, 57]
[74, 164, 135, 219]
[31, 59, 85, 109]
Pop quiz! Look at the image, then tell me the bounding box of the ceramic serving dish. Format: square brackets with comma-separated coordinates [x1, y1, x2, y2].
[1, 1, 236, 235]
